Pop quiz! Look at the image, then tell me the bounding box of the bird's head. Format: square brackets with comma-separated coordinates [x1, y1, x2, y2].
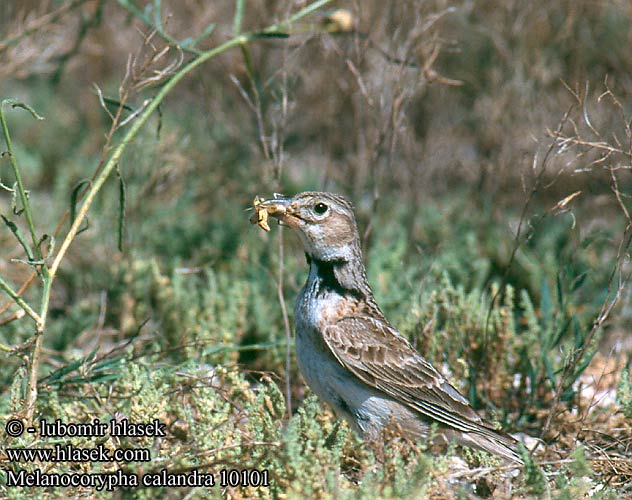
[251, 192, 360, 262]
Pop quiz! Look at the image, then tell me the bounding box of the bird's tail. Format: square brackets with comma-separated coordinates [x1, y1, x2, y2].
[457, 428, 524, 464]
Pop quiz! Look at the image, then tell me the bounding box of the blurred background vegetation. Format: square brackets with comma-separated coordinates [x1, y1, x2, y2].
[1, 1, 631, 498]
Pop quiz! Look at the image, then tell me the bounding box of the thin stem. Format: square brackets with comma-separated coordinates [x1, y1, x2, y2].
[1, 0, 335, 315]
[48, 0, 334, 277]
[0, 273, 35, 316]
[0, 0, 89, 53]
[116, 0, 208, 56]
[0, 309, 25, 327]
[0, 275, 41, 325]
[233, 0, 245, 35]
[48, 34, 247, 279]
[484, 106, 573, 340]
[271, 0, 332, 31]
[0, 100, 46, 262]
[2, 0, 334, 427]
[276, 227, 293, 418]
[273, 40, 292, 419]
[241, 44, 270, 160]
[25, 333, 44, 421]
[541, 224, 632, 436]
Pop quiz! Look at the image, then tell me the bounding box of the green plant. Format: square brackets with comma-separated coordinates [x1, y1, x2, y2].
[617, 367, 632, 420]
[0, 0, 335, 424]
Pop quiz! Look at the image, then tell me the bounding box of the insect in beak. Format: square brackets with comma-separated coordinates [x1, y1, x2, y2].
[250, 195, 291, 232]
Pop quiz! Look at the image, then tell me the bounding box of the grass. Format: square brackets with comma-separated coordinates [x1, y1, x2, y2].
[1, 1, 631, 498]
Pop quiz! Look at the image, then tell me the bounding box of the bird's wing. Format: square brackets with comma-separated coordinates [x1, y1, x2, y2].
[323, 315, 500, 435]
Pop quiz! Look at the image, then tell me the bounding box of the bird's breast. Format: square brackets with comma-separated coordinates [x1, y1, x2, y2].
[294, 282, 352, 400]
[293, 279, 429, 440]
[294, 270, 344, 331]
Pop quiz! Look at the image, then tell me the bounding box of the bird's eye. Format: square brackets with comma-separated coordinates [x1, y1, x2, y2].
[314, 202, 328, 215]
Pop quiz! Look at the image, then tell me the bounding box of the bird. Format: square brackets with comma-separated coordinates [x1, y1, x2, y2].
[250, 191, 523, 464]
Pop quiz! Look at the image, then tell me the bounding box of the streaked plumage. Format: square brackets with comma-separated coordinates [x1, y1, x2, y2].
[251, 191, 522, 464]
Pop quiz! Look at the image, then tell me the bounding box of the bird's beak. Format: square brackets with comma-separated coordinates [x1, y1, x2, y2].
[259, 197, 292, 216]
[250, 195, 293, 231]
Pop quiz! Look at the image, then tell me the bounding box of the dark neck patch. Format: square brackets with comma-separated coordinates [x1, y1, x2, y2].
[306, 254, 363, 299]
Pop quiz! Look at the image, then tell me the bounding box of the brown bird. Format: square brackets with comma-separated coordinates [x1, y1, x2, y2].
[251, 192, 522, 464]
